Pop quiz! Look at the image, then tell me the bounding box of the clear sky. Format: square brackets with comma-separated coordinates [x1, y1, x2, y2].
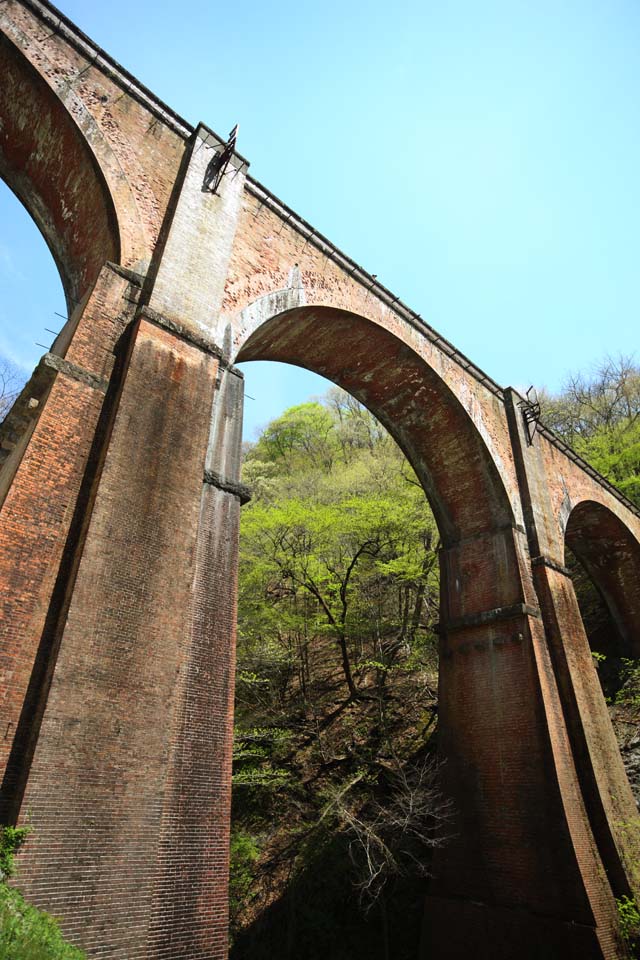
[1, 0, 639, 439]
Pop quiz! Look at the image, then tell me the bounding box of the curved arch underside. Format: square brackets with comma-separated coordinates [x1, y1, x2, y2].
[0, 33, 120, 307]
[566, 500, 640, 656]
[237, 305, 514, 545]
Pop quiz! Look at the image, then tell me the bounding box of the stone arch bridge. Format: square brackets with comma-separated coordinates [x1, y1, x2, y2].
[1, 1, 640, 957]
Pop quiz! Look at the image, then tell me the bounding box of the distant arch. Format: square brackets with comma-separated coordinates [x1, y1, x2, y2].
[0, 32, 120, 308]
[565, 500, 640, 659]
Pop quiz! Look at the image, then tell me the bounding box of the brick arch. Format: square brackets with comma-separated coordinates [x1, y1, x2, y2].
[236, 304, 514, 546]
[0, 31, 122, 307]
[565, 499, 640, 658]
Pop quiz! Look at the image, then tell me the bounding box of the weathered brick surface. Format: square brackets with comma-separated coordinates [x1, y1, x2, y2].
[1, 2, 640, 958]
[506, 389, 640, 918]
[0, 0, 187, 298]
[16, 318, 221, 958]
[0, 264, 137, 820]
[148, 126, 247, 341]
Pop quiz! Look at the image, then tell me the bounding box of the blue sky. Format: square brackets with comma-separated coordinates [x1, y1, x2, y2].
[1, 0, 640, 438]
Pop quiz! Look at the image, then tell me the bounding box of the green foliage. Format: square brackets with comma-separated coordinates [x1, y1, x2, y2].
[0, 825, 30, 880]
[0, 827, 87, 958]
[0, 884, 87, 959]
[233, 388, 442, 957]
[617, 895, 640, 951]
[240, 392, 439, 705]
[574, 421, 640, 508]
[615, 660, 640, 707]
[540, 354, 640, 507]
[229, 831, 260, 930]
[233, 727, 293, 802]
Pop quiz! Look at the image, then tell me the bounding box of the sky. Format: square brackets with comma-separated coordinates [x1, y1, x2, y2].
[1, 0, 640, 439]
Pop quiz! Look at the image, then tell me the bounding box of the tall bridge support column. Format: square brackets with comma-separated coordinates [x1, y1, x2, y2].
[6, 310, 245, 959]
[0, 123, 249, 958]
[493, 387, 640, 951]
[422, 523, 625, 959]
[505, 387, 640, 897]
[0, 262, 141, 817]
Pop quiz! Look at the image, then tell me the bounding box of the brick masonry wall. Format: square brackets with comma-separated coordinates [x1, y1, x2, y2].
[15, 318, 223, 958]
[0, 265, 138, 819]
[2, 2, 640, 958]
[0, 0, 187, 293]
[223, 193, 526, 535]
[428, 524, 624, 958]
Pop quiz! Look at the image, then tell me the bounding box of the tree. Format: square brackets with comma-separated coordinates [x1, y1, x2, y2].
[0, 356, 21, 422]
[540, 354, 640, 506]
[240, 394, 439, 705]
[232, 391, 444, 958]
[241, 492, 437, 701]
[331, 756, 451, 910]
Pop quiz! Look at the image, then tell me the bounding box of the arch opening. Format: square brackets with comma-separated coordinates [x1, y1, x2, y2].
[230, 305, 533, 956]
[0, 32, 120, 310]
[562, 500, 640, 896]
[0, 177, 69, 504]
[565, 500, 640, 696]
[236, 305, 515, 548]
[232, 371, 445, 959]
[0, 181, 67, 374]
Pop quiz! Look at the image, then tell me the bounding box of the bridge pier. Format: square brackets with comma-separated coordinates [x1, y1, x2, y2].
[504, 387, 640, 905]
[0, 262, 140, 820]
[422, 524, 624, 959]
[1, 303, 245, 958]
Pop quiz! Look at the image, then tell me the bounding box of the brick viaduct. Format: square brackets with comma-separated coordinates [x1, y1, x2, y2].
[1, 1, 640, 957]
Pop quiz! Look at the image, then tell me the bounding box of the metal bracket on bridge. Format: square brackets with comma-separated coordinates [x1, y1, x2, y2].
[203, 124, 239, 195]
[519, 386, 541, 445]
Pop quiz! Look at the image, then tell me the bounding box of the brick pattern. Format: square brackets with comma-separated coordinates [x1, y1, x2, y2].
[535, 563, 640, 900]
[15, 319, 221, 958]
[0, 0, 187, 294]
[429, 524, 624, 958]
[0, 265, 136, 819]
[1, 3, 640, 959]
[146, 484, 240, 960]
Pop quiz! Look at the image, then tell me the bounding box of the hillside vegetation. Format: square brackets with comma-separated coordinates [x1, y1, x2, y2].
[232, 390, 446, 959]
[540, 354, 640, 506]
[0, 827, 86, 960]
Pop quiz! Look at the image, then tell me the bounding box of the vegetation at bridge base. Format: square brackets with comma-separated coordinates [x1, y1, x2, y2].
[0, 826, 87, 960]
[616, 895, 640, 958]
[231, 389, 447, 959]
